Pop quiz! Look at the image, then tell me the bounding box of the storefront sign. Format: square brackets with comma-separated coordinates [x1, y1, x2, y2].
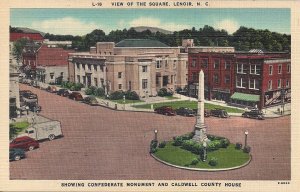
[264, 89, 291, 107]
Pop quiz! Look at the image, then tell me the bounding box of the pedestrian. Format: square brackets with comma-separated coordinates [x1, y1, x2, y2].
[25, 106, 29, 115]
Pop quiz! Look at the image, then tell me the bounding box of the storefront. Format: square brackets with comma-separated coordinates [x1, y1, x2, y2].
[230, 92, 260, 108]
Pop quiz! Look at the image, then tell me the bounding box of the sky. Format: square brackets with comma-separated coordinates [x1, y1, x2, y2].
[10, 8, 290, 36]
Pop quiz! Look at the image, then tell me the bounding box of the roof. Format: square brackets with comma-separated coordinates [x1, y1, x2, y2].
[37, 45, 75, 67]
[10, 32, 44, 42]
[115, 39, 169, 48]
[230, 92, 260, 102]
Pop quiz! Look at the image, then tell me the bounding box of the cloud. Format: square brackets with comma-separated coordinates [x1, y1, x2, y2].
[214, 19, 240, 34]
[31, 17, 99, 36]
[128, 17, 190, 31]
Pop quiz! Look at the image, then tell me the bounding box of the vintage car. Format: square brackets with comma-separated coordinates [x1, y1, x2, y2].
[154, 106, 176, 116]
[242, 110, 265, 120]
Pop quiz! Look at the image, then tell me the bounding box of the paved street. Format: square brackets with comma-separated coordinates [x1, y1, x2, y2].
[10, 84, 291, 180]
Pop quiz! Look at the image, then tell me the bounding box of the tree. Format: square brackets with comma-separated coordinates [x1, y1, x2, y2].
[13, 38, 29, 64]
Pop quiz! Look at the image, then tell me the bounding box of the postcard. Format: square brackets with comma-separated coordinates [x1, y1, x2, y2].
[0, 0, 299, 191]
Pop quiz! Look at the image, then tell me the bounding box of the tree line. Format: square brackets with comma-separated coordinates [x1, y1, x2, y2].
[12, 25, 291, 52]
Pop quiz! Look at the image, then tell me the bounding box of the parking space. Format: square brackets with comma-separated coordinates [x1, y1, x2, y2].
[10, 84, 291, 180]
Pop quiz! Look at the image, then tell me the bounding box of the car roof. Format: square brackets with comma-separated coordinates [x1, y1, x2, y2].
[13, 136, 33, 141]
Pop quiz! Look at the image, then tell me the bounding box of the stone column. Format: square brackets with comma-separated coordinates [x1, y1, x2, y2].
[193, 70, 208, 142]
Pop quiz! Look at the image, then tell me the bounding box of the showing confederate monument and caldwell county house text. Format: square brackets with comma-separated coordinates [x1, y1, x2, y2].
[7, 6, 291, 186]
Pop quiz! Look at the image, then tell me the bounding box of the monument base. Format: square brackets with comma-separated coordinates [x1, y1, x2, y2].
[193, 124, 208, 143]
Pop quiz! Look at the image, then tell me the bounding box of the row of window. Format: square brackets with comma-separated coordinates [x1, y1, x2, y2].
[236, 78, 261, 90]
[268, 79, 290, 90]
[117, 79, 148, 90]
[268, 64, 291, 75]
[156, 60, 177, 69]
[77, 75, 104, 87]
[76, 63, 104, 72]
[191, 59, 231, 70]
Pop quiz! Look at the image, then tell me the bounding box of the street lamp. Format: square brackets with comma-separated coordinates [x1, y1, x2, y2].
[123, 95, 126, 110]
[244, 130, 249, 149]
[154, 129, 158, 141]
[202, 140, 207, 162]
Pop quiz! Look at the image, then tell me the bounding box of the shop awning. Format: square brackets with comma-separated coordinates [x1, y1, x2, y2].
[230, 92, 260, 102]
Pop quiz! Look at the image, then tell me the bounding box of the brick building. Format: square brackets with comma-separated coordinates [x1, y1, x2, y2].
[188, 50, 291, 109]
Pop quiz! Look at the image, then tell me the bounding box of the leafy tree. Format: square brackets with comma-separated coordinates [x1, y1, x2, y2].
[13, 38, 29, 64]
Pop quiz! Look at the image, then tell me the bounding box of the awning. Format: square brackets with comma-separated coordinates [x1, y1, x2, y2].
[230, 92, 260, 102]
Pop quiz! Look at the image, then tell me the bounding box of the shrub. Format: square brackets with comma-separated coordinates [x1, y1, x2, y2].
[150, 139, 158, 153]
[95, 87, 105, 97]
[74, 83, 83, 91]
[207, 134, 225, 141]
[70, 86, 76, 91]
[150, 147, 157, 153]
[85, 88, 93, 95]
[158, 141, 167, 148]
[175, 87, 182, 93]
[125, 91, 140, 100]
[110, 91, 124, 100]
[220, 138, 230, 148]
[157, 88, 173, 97]
[190, 158, 199, 165]
[235, 142, 243, 150]
[207, 140, 222, 151]
[181, 140, 203, 155]
[209, 157, 218, 166]
[243, 146, 251, 153]
[173, 136, 183, 146]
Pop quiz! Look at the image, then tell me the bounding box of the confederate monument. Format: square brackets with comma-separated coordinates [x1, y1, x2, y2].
[193, 70, 208, 143]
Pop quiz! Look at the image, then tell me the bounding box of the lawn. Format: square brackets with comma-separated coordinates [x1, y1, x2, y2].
[164, 96, 179, 100]
[133, 100, 244, 113]
[154, 142, 250, 169]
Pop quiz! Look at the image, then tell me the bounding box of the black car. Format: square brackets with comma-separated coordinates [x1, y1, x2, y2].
[242, 110, 265, 120]
[210, 108, 229, 118]
[193, 109, 211, 117]
[9, 148, 26, 161]
[82, 96, 99, 106]
[57, 89, 70, 97]
[176, 107, 195, 117]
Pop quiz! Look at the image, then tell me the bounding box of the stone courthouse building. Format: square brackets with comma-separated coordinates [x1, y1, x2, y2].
[68, 39, 189, 97]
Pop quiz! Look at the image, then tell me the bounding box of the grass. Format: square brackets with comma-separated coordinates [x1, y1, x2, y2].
[154, 142, 250, 169]
[164, 95, 179, 100]
[111, 99, 144, 104]
[133, 100, 244, 113]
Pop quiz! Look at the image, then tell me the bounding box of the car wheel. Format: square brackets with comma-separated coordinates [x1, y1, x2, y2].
[28, 146, 35, 151]
[14, 155, 21, 161]
[48, 134, 55, 141]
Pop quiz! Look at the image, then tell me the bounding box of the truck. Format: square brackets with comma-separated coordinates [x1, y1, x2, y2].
[24, 121, 63, 141]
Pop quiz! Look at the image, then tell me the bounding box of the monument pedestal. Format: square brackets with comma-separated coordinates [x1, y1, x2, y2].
[193, 123, 208, 142]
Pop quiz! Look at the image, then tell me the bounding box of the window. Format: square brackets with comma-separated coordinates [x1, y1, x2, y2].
[173, 60, 177, 69]
[82, 64, 86, 70]
[61, 72, 64, 77]
[165, 60, 169, 68]
[286, 80, 290, 87]
[50, 73, 54, 79]
[214, 59, 220, 69]
[201, 59, 208, 68]
[77, 75, 80, 83]
[88, 65, 91, 70]
[100, 65, 104, 72]
[237, 64, 244, 74]
[118, 72, 122, 78]
[186, 61, 188, 69]
[268, 80, 272, 90]
[236, 77, 246, 88]
[225, 61, 231, 70]
[250, 65, 261, 75]
[94, 65, 97, 71]
[100, 78, 104, 87]
[249, 79, 260, 90]
[142, 79, 148, 89]
[278, 79, 282, 88]
[129, 81, 132, 90]
[287, 64, 291, 73]
[118, 84, 122, 90]
[225, 75, 230, 84]
[192, 73, 198, 82]
[156, 59, 162, 68]
[156, 76, 159, 85]
[278, 64, 282, 74]
[213, 74, 219, 84]
[94, 78, 98, 87]
[171, 75, 173, 83]
[76, 63, 80, 69]
[269, 65, 273, 75]
[142, 66, 147, 72]
[191, 59, 196, 67]
[83, 76, 86, 85]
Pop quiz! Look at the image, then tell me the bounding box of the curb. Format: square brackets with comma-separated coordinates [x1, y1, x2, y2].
[150, 153, 252, 172]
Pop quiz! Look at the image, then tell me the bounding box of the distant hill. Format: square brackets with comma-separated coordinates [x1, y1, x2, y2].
[131, 26, 173, 35]
[10, 27, 46, 36]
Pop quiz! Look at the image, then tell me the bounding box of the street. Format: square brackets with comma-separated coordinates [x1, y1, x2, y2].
[10, 84, 291, 180]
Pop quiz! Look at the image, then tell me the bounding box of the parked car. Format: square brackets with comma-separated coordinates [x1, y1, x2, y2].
[57, 89, 70, 97]
[154, 106, 176, 116]
[10, 136, 39, 151]
[68, 92, 83, 101]
[176, 107, 195, 117]
[210, 108, 229, 118]
[82, 96, 99, 106]
[192, 109, 211, 117]
[242, 110, 265, 120]
[46, 86, 57, 93]
[26, 102, 42, 112]
[9, 148, 26, 161]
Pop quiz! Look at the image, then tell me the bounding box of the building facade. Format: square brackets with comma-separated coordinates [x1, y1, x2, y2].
[188, 50, 291, 109]
[68, 39, 189, 97]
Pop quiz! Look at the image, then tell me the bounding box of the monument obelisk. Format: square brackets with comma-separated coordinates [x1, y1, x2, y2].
[193, 70, 208, 142]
